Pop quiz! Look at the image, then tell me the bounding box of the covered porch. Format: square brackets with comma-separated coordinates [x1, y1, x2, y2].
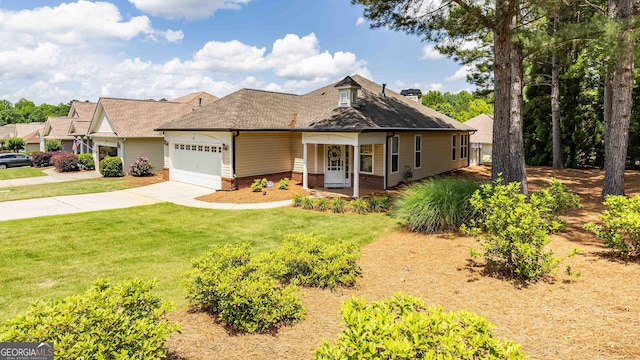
[301, 132, 387, 197]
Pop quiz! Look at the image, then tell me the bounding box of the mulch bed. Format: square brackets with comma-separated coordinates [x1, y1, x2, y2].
[166, 165, 640, 359]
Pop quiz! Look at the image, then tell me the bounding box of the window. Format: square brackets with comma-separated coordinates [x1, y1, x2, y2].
[391, 136, 399, 173]
[198, 145, 203, 151]
[339, 91, 348, 106]
[204, 146, 210, 152]
[179, 144, 185, 150]
[460, 134, 468, 159]
[414, 135, 422, 169]
[451, 135, 457, 161]
[360, 144, 373, 173]
[174, 144, 179, 150]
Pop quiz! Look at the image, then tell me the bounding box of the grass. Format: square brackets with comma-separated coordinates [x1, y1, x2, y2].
[0, 203, 398, 321]
[392, 177, 483, 233]
[0, 167, 46, 180]
[0, 178, 145, 202]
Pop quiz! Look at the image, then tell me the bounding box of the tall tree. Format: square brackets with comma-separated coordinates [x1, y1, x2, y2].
[602, 0, 637, 196]
[352, 0, 540, 193]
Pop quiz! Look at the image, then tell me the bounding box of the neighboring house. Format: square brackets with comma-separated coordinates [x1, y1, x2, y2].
[86, 92, 217, 174]
[0, 123, 45, 152]
[465, 113, 493, 165]
[39, 117, 75, 152]
[158, 75, 473, 197]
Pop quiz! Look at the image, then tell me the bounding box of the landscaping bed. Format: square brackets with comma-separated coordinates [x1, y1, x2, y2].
[166, 166, 640, 360]
[196, 181, 310, 203]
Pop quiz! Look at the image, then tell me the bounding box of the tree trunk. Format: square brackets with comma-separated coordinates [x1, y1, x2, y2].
[551, 10, 564, 170]
[492, 0, 512, 184]
[509, 41, 528, 193]
[603, 0, 636, 197]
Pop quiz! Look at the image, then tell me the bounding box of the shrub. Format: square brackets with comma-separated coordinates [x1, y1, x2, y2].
[51, 152, 78, 172]
[331, 197, 347, 213]
[349, 198, 369, 214]
[530, 178, 582, 231]
[278, 178, 289, 190]
[292, 193, 303, 207]
[302, 196, 315, 210]
[314, 293, 525, 360]
[367, 194, 392, 213]
[183, 243, 305, 333]
[393, 177, 482, 233]
[31, 151, 55, 167]
[0, 279, 179, 360]
[99, 156, 122, 177]
[129, 156, 153, 177]
[463, 179, 559, 280]
[585, 195, 640, 256]
[251, 178, 268, 192]
[259, 233, 361, 289]
[314, 197, 330, 212]
[6, 137, 25, 152]
[45, 139, 63, 152]
[77, 153, 95, 170]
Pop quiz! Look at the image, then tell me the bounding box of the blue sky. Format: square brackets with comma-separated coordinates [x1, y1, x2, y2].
[0, 0, 472, 105]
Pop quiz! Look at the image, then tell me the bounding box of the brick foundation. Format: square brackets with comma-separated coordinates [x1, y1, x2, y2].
[221, 171, 384, 191]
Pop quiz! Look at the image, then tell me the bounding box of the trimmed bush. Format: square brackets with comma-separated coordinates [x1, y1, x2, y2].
[183, 243, 305, 333]
[331, 197, 347, 213]
[31, 151, 55, 167]
[349, 198, 369, 214]
[51, 152, 78, 172]
[129, 156, 153, 177]
[45, 139, 63, 152]
[99, 156, 123, 177]
[586, 195, 640, 256]
[463, 179, 559, 280]
[278, 177, 289, 190]
[314, 293, 526, 359]
[393, 177, 482, 233]
[259, 233, 361, 289]
[77, 153, 95, 170]
[0, 279, 179, 360]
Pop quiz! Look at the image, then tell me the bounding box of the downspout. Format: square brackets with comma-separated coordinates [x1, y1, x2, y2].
[384, 132, 395, 190]
[232, 131, 240, 190]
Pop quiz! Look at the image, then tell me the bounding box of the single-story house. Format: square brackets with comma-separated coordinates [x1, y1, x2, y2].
[68, 101, 98, 154]
[0, 123, 45, 152]
[465, 113, 493, 165]
[39, 117, 75, 152]
[157, 75, 474, 197]
[86, 92, 217, 174]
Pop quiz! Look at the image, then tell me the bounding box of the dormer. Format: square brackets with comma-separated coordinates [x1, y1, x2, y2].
[334, 75, 362, 108]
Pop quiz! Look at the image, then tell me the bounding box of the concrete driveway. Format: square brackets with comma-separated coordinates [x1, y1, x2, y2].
[0, 180, 291, 221]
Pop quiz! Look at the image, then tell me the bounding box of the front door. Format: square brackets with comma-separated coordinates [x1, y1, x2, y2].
[325, 145, 347, 187]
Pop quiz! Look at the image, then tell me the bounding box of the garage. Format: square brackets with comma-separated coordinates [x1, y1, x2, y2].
[170, 143, 222, 189]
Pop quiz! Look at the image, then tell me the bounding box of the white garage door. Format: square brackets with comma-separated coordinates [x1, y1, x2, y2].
[171, 143, 223, 189]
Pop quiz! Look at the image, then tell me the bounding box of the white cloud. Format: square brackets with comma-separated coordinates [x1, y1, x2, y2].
[164, 29, 184, 43]
[356, 17, 365, 26]
[128, 0, 252, 20]
[446, 64, 473, 81]
[191, 40, 267, 71]
[420, 44, 445, 60]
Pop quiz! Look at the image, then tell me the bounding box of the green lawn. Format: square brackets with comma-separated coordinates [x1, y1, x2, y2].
[0, 178, 147, 202]
[0, 203, 398, 321]
[0, 167, 46, 180]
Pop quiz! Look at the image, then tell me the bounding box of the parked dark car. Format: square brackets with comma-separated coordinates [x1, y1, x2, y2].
[0, 153, 32, 169]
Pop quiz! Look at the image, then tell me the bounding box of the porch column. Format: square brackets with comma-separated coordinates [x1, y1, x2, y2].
[303, 143, 309, 189]
[353, 144, 360, 197]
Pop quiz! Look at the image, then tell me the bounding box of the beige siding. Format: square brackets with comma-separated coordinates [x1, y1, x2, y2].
[372, 144, 384, 176]
[96, 112, 113, 133]
[235, 132, 294, 177]
[387, 132, 468, 187]
[291, 133, 304, 173]
[123, 138, 164, 174]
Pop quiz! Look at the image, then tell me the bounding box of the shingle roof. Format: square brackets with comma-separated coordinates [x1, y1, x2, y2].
[465, 114, 493, 144]
[69, 120, 91, 136]
[0, 123, 45, 140]
[334, 75, 361, 88]
[92, 92, 217, 138]
[43, 117, 74, 140]
[158, 75, 472, 132]
[69, 101, 97, 120]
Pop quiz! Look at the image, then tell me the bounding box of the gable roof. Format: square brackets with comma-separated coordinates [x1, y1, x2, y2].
[43, 117, 74, 140]
[89, 92, 217, 138]
[159, 75, 472, 132]
[0, 123, 45, 140]
[69, 120, 91, 136]
[465, 114, 493, 144]
[171, 92, 218, 107]
[68, 101, 97, 119]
